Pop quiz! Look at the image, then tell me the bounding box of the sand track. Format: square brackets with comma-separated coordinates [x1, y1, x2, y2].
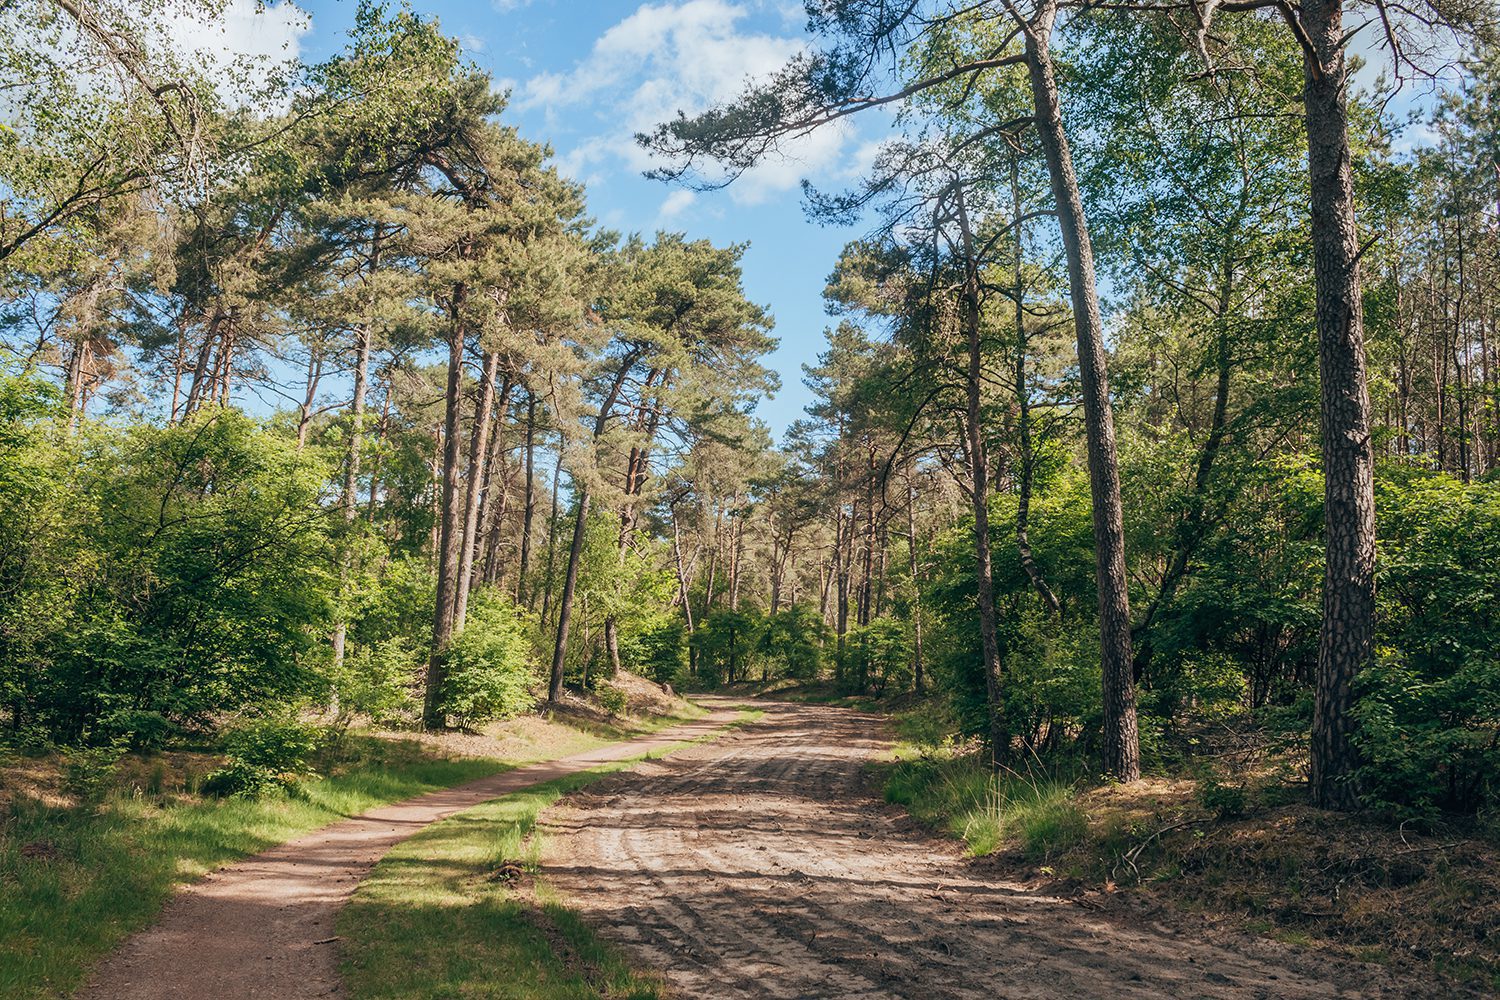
[83, 710, 740, 1000]
[540, 699, 1453, 1000]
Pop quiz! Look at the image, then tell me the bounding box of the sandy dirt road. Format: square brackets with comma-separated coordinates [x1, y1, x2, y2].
[540, 699, 1456, 1000]
[84, 709, 740, 1000]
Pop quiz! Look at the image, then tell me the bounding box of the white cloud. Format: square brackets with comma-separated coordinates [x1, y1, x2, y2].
[163, 0, 309, 109]
[518, 0, 862, 205]
[657, 188, 697, 224]
[460, 32, 486, 53]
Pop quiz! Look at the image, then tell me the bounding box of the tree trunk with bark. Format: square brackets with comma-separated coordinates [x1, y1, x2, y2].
[1020, 3, 1139, 780]
[1301, 0, 1376, 810]
[424, 285, 470, 730]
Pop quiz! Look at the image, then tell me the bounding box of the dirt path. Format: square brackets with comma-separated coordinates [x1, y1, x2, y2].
[84, 709, 741, 1000]
[540, 699, 1452, 1000]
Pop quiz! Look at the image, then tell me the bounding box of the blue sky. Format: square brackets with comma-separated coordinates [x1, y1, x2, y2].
[204, 0, 885, 437]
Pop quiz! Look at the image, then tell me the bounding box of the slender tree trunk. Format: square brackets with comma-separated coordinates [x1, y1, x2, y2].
[1020, 4, 1139, 779]
[330, 318, 371, 677]
[517, 394, 538, 603]
[1301, 0, 1376, 810]
[906, 462, 925, 695]
[549, 484, 591, 702]
[952, 188, 1010, 764]
[296, 352, 322, 451]
[453, 351, 501, 630]
[424, 287, 469, 730]
[548, 353, 639, 703]
[541, 446, 565, 623]
[1012, 160, 1062, 616]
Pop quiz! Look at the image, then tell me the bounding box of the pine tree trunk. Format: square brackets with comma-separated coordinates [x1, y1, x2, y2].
[424, 289, 469, 730]
[547, 352, 639, 703]
[548, 486, 591, 703]
[953, 189, 1009, 764]
[1302, 0, 1375, 811]
[453, 351, 502, 630]
[1021, 4, 1139, 780]
[330, 318, 372, 677]
[517, 393, 538, 604]
[906, 463, 925, 694]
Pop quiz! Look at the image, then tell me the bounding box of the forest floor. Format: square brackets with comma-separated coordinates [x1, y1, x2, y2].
[538, 698, 1484, 999]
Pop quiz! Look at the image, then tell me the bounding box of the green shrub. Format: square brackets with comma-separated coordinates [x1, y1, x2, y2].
[203, 717, 325, 798]
[439, 590, 535, 727]
[60, 738, 129, 804]
[691, 609, 764, 686]
[759, 605, 828, 681]
[1195, 774, 1247, 819]
[628, 619, 688, 686]
[336, 636, 421, 726]
[592, 682, 628, 717]
[97, 708, 179, 749]
[1353, 472, 1500, 814]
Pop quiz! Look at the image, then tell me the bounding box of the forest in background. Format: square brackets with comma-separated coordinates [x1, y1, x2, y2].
[1, 0, 1498, 829]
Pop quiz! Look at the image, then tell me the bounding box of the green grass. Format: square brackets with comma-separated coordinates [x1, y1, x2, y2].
[0, 702, 714, 1000]
[340, 711, 761, 1000]
[882, 743, 1086, 859]
[0, 737, 510, 1000]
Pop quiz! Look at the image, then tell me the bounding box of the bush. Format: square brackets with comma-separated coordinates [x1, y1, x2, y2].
[592, 681, 628, 717]
[203, 717, 325, 798]
[60, 738, 129, 804]
[97, 708, 180, 749]
[628, 619, 688, 686]
[335, 636, 422, 726]
[1195, 774, 1247, 819]
[1353, 471, 1500, 814]
[691, 609, 764, 686]
[759, 605, 828, 682]
[439, 590, 535, 727]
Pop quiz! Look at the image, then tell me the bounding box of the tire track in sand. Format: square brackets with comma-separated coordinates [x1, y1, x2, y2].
[539, 698, 1468, 1000]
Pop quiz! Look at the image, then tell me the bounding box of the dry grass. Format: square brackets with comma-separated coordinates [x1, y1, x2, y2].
[983, 769, 1500, 991]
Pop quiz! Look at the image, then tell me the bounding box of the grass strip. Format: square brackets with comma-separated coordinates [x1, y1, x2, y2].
[339, 711, 761, 1000]
[0, 708, 708, 1000]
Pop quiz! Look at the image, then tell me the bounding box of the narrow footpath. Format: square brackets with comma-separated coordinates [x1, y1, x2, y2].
[84, 709, 741, 1000]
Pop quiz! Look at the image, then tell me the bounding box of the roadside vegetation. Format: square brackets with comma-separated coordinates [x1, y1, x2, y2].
[340, 711, 759, 1000]
[876, 703, 1500, 990]
[0, 684, 702, 1000]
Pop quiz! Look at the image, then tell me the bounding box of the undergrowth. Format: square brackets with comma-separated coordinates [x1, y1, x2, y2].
[883, 741, 1086, 859]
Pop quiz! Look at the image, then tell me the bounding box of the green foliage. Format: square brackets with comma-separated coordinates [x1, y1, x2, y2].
[1195, 774, 1248, 820]
[1347, 471, 1500, 813]
[625, 619, 689, 687]
[846, 617, 911, 696]
[336, 637, 422, 727]
[439, 590, 535, 727]
[690, 609, 765, 686]
[590, 679, 629, 717]
[758, 605, 828, 681]
[203, 717, 326, 798]
[6, 407, 335, 741]
[96, 709, 180, 750]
